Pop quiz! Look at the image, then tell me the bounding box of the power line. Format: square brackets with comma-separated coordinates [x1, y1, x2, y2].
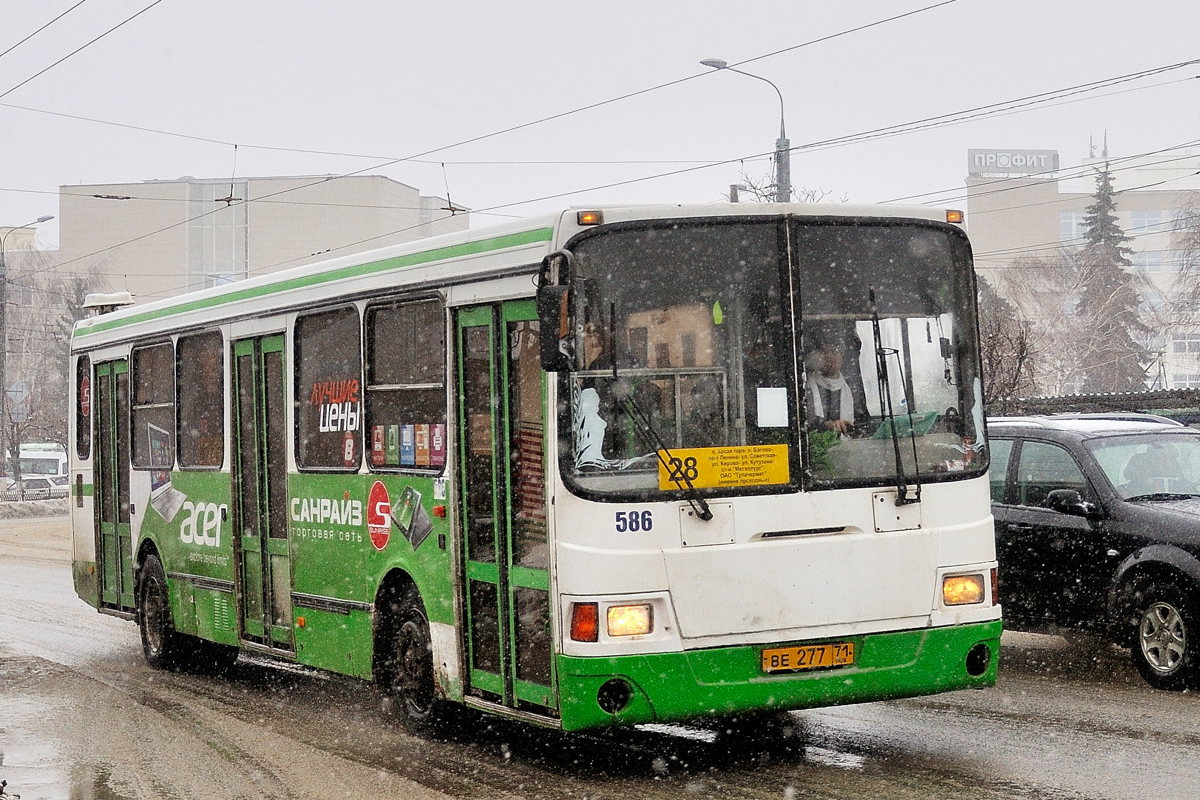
[26, 5, 957, 289]
[0, 1, 957, 165]
[0, 1, 91, 62]
[0, 0, 167, 101]
[22, 24, 1200, 302]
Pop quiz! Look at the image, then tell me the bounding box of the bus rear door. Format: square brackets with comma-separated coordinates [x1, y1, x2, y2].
[94, 359, 134, 614]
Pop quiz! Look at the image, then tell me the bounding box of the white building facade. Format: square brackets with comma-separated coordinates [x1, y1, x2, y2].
[56, 174, 469, 302]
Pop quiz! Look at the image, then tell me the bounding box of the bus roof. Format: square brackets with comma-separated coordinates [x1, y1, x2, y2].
[71, 202, 959, 348]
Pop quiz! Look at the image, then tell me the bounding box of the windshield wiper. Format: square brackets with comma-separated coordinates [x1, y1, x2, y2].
[615, 384, 713, 522]
[604, 307, 712, 522]
[870, 288, 921, 505]
[1125, 492, 1200, 502]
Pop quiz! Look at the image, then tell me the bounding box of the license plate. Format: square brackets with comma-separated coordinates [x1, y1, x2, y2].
[761, 642, 855, 673]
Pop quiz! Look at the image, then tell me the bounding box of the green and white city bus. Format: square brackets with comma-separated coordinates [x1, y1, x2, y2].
[70, 203, 1001, 733]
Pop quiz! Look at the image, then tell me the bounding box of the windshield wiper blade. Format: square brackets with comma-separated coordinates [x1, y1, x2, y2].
[870, 288, 921, 505]
[617, 387, 713, 522]
[602, 306, 712, 522]
[1126, 492, 1200, 502]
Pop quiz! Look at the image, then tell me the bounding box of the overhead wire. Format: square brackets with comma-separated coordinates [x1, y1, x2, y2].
[0, 1, 956, 164]
[0, 0, 167, 101]
[0, 0, 91, 63]
[9, 5, 1199, 303]
[18, 2, 963, 290]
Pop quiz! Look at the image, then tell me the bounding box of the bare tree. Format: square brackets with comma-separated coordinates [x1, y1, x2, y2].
[724, 169, 847, 204]
[1140, 192, 1200, 368]
[989, 250, 1089, 395]
[4, 253, 109, 475]
[977, 277, 1035, 414]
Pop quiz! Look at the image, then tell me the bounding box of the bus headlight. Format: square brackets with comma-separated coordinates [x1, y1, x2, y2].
[606, 603, 653, 636]
[943, 573, 985, 606]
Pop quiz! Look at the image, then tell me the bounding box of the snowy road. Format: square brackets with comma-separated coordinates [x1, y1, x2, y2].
[3, 517, 1200, 800]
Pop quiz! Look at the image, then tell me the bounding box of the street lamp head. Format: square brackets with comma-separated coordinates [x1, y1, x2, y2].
[694, 58, 791, 202]
[35, 216, 53, 224]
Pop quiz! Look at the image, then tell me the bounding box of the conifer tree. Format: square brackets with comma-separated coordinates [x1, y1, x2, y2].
[1074, 163, 1149, 392]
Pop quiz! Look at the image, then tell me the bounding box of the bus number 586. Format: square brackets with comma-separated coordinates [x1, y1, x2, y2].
[614, 510, 653, 533]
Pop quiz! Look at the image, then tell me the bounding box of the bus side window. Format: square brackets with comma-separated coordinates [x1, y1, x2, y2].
[130, 342, 175, 470]
[177, 330, 224, 468]
[296, 306, 363, 470]
[364, 298, 447, 472]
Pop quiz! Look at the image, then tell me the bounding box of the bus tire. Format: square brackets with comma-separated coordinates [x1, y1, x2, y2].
[1130, 581, 1198, 691]
[138, 554, 185, 670]
[383, 590, 454, 733]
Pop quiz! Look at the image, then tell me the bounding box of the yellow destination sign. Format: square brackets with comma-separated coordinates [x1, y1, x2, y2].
[657, 444, 790, 490]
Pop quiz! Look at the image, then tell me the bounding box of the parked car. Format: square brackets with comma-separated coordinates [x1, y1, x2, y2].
[988, 414, 1200, 690]
[0, 476, 68, 502]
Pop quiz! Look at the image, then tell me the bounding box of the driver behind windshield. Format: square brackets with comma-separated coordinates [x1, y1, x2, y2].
[805, 333, 869, 435]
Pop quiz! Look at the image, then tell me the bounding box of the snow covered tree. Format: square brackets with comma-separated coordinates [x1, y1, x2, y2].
[977, 277, 1035, 413]
[4, 254, 109, 455]
[1074, 163, 1149, 392]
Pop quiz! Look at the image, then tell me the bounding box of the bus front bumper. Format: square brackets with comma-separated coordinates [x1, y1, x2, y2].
[555, 619, 1002, 731]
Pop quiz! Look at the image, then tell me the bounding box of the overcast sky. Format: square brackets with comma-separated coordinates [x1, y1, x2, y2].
[2, 0, 1198, 250]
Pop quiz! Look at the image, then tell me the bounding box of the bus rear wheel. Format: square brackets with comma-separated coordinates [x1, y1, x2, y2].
[139, 554, 185, 670]
[383, 591, 456, 733]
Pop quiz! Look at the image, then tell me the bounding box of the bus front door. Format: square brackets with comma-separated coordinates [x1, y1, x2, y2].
[456, 301, 555, 714]
[231, 335, 293, 651]
[94, 359, 134, 614]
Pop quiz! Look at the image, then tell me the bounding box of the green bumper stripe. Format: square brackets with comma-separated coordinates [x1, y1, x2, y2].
[556, 620, 1002, 731]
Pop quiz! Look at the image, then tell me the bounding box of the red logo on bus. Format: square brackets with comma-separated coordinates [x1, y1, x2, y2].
[367, 480, 391, 551]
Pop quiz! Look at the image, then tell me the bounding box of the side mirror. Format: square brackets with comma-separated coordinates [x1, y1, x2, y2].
[537, 250, 579, 372]
[537, 249, 573, 289]
[537, 285, 578, 372]
[1045, 488, 1098, 518]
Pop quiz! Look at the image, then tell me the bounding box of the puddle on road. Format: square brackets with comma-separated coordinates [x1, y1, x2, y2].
[2, 695, 68, 800]
[2, 730, 137, 800]
[1, 668, 136, 800]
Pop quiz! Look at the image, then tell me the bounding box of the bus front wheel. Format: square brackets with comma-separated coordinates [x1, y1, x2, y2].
[139, 554, 184, 670]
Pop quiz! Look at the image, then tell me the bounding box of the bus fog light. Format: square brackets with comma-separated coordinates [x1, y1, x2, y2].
[943, 574, 985, 606]
[606, 604, 653, 637]
[597, 678, 632, 713]
[966, 643, 991, 676]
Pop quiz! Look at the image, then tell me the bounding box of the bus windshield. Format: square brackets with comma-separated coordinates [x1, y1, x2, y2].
[557, 215, 987, 499]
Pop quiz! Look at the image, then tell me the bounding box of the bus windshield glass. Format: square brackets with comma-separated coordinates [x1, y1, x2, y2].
[558, 215, 987, 499]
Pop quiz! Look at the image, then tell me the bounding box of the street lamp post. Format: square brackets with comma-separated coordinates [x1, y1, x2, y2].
[0, 215, 54, 484]
[700, 58, 791, 203]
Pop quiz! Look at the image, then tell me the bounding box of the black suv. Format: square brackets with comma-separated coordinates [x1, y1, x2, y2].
[988, 414, 1200, 690]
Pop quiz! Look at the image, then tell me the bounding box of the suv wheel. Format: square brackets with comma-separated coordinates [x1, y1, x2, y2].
[1130, 582, 1197, 691]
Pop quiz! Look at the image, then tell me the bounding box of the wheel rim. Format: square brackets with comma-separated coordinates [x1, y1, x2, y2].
[1138, 601, 1186, 675]
[143, 576, 165, 655]
[396, 618, 433, 716]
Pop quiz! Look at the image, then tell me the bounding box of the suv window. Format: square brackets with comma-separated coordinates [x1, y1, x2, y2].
[1015, 440, 1088, 508]
[990, 438, 1014, 503]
